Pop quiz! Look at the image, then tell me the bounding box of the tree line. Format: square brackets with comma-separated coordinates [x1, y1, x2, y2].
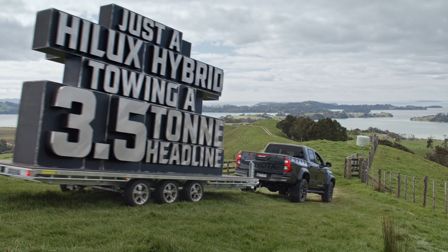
[276, 115, 348, 141]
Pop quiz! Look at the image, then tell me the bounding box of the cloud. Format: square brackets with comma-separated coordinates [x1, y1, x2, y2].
[0, 0, 447, 103]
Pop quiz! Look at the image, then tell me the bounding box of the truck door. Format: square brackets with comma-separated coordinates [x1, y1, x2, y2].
[314, 152, 326, 187]
[306, 149, 322, 188]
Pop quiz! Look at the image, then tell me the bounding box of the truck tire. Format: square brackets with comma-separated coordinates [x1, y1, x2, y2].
[182, 181, 204, 202]
[322, 181, 334, 203]
[155, 181, 179, 204]
[123, 180, 151, 206]
[288, 179, 308, 203]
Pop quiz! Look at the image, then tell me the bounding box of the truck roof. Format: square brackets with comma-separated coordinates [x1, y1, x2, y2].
[264, 142, 310, 150]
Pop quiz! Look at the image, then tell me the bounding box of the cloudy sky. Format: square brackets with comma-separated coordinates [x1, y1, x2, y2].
[0, 0, 447, 105]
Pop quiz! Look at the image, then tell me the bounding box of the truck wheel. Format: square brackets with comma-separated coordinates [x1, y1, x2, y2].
[123, 180, 151, 206]
[182, 181, 204, 202]
[322, 182, 334, 203]
[288, 179, 308, 203]
[155, 181, 179, 204]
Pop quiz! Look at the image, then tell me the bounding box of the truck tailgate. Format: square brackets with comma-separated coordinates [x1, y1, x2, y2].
[240, 152, 285, 175]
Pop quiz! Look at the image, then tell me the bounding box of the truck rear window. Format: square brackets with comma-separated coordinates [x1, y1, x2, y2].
[265, 144, 305, 159]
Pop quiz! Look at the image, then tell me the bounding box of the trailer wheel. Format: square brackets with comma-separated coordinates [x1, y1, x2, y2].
[155, 181, 179, 204]
[123, 180, 151, 206]
[60, 184, 85, 192]
[182, 181, 204, 202]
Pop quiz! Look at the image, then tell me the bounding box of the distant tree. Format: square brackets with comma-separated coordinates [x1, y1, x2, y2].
[309, 118, 348, 141]
[276, 115, 296, 138]
[426, 137, 433, 149]
[427, 145, 448, 167]
[0, 139, 9, 153]
[277, 116, 347, 141]
[290, 117, 314, 141]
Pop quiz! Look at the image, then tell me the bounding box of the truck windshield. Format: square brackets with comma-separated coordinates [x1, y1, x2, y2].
[265, 144, 305, 159]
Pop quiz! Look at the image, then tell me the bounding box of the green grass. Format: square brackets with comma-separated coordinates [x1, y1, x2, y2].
[1, 122, 448, 251]
[400, 139, 444, 159]
[0, 152, 13, 160]
[0, 127, 15, 142]
[252, 119, 286, 137]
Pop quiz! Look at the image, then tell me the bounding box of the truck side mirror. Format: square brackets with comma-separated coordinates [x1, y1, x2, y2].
[325, 162, 332, 167]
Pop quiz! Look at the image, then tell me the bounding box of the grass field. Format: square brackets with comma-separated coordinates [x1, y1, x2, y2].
[400, 139, 444, 159]
[0, 127, 15, 142]
[1, 122, 448, 251]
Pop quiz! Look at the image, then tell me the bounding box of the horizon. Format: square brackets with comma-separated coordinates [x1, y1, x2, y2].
[2, 97, 448, 107]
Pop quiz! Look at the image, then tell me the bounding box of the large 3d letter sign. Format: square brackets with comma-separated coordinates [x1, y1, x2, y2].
[14, 5, 225, 175]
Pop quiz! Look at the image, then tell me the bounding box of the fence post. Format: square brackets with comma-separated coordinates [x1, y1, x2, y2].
[397, 173, 401, 198]
[365, 160, 369, 186]
[432, 180, 436, 211]
[344, 158, 352, 179]
[226, 162, 230, 174]
[445, 181, 447, 215]
[389, 172, 393, 193]
[423, 176, 428, 207]
[383, 171, 386, 192]
[412, 176, 416, 203]
[378, 169, 382, 192]
[404, 175, 408, 200]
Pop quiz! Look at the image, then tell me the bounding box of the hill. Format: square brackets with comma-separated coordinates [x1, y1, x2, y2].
[1, 121, 448, 251]
[411, 113, 448, 123]
[203, 101, 439, 114]
[0, 101, 19, 114]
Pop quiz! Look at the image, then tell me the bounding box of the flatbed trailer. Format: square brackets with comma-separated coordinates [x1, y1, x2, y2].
[0, 161, 258, 206]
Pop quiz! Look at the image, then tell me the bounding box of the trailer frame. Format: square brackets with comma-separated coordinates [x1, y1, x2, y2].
[0, 161, 258, 206]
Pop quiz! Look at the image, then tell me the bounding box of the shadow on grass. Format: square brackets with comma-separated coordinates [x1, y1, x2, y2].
[0, 190, 123, 210]
[2, 189, 256, 209]
[1, 187, 331, 210]
[253, 190, 328, 203]
[202, 190, 252, 204]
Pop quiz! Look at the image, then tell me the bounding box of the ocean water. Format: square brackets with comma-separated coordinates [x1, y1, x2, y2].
[336, 108, 448, 139]
[0, 107, 446, 139]
[0, 114, 18, 128]
[205, 107, 448, 140]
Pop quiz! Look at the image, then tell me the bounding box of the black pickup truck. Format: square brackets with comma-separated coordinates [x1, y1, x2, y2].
[235, 143, 335, 203]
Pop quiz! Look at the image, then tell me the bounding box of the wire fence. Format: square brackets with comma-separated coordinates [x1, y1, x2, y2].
[348, 135, 448, 214]
[365, 169, 448, 214]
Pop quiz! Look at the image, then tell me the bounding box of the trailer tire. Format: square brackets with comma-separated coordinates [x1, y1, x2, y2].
[182, 181, 204, 202]
[155, 181, 179, 204]
[60, 184, 85, 192]
[241, 185, 258, 192]
[288, 179, 308, 203]
[123, 180, 151, 206]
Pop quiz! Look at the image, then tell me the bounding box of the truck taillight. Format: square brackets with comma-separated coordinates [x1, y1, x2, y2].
[236, 152, 242, 168]
[283, 158, 292, 173]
